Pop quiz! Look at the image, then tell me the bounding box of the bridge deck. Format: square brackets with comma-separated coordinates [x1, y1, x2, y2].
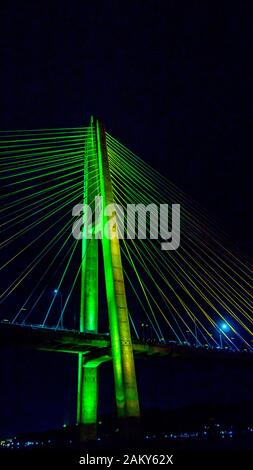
[0, 323, 253, 364]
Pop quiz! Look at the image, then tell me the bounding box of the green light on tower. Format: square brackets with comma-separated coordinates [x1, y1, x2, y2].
[77, 116, 140, 441]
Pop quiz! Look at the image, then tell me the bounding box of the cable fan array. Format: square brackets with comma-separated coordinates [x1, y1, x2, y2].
[0, 125, 252, 352]
[0, 127, 96, 329]
[106, 133, 253, 351]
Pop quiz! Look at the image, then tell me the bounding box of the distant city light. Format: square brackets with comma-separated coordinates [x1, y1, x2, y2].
[1, 423, 253, 449]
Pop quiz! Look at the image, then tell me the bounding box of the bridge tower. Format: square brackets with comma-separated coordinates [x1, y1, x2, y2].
[77, 117, 140, 440]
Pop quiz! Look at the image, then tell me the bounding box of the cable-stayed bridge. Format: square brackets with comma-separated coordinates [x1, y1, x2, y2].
[1, 117, 253, 440]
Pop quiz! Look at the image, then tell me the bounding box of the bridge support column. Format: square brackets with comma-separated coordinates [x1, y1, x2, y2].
[78, 120, 100, 441]
[79, 362, 98, 441]
[77, 116, 140, 441]
[77, 236, 100, 441]
[78, 355, 110, 442]
[95, 119, 140, 431]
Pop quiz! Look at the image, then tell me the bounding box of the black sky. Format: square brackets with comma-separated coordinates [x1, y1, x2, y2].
[1, 1, 253, 248]
[0, 0, 253, 436]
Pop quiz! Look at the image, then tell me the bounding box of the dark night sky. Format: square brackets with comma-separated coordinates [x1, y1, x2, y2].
[1, 1, 253, 437]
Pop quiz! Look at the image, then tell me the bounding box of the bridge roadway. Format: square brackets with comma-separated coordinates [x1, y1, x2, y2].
[0, 322, 253, 364]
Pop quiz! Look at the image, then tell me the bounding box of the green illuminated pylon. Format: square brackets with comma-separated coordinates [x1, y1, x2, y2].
[96, 119, 140, 422]
[77, 117, 140, 440]
[77, 120, 99, 440]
